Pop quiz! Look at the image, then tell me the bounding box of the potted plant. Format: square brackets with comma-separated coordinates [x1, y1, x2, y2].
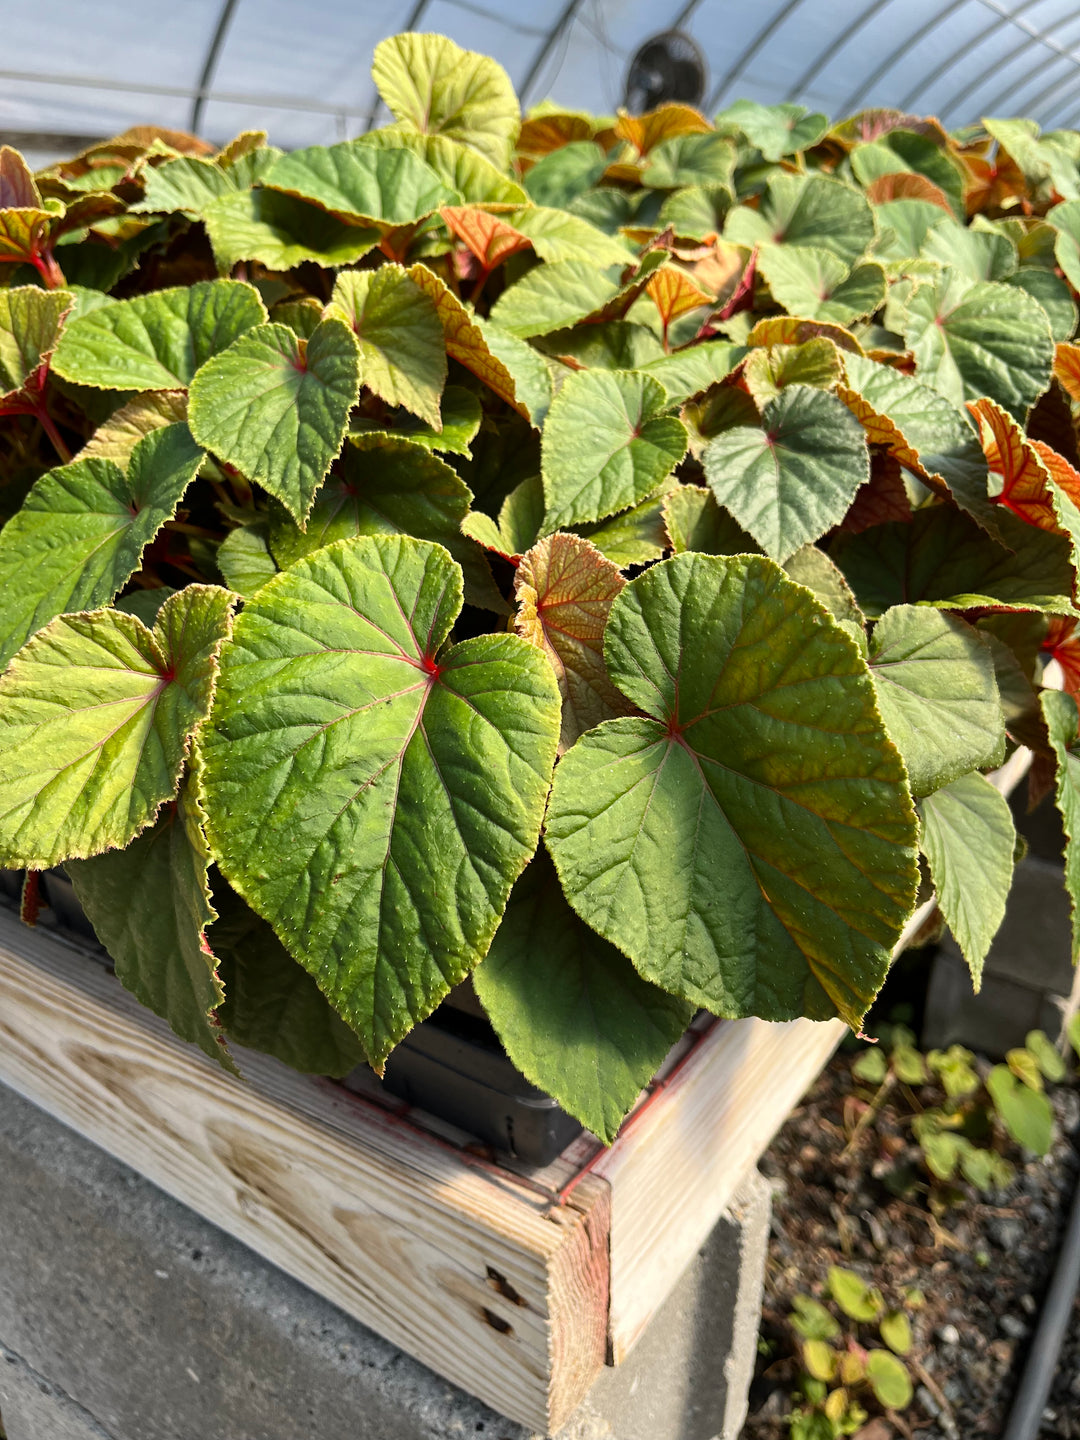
[2, 32, 1079, 1154]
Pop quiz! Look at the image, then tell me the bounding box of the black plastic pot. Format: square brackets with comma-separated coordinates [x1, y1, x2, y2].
[1, 870, 582, 1166]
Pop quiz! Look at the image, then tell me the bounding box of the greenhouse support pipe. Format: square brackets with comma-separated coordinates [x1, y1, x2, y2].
[1001, 1156, 1080, 1440]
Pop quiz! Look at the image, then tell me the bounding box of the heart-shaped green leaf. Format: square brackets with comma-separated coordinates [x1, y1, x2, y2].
[188, 318, 361, 526]
[833, 506, 1076, 617]
[725, 174, 876, 264]
[202, 189, 380, 272]
[359, 129, 527, 205]
[505, 205, 634, 267]
[522, 141, 608, 208]
[921, 216, 1017, 282]
[132, 155, 239, 217]
[67, 775, 237, 1073]
[701, 384, 869, 563]
[474, 851, 692, 1144]
[488, 252, 666, 339]
[715, 100, 828, 161]
[641, 133, 736, 189]
[371, 33, 519, 170]
[0, 584, 233, 867]
[540, 369, 687, 531]
[919, 772, 1015, 988]
[272, 433, 504, 614]
[327, 264, 446, 429]
[266, 141, 455, 228]
[0, 422, 204, 668]
[867, 605, 1004, 797]
[200, 534, 560, 1069]
[637, 342, 741, 405]
[899, 267, 1053, 419]
[759, 246, 886, 326]
[51, 280, 266, 391]
[545, 553, 918, 1028]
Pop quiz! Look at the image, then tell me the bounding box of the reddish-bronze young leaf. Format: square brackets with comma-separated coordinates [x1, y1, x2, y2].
[514, 533, 630, 752]
[1044, 615, 1080, 695]
[614, 105, 712, 155]
[517, 112, 594, 158]
[840, 452, 912, 534]
[962, 152, 1028, 216]
[968, 397, 1057, 530]
[0, 146, 41, 208]
[863, 172, 952, 211]
[439, 205, 532, 270]
[647, 265, 714, 331]
[1053, 342, 1080, 403]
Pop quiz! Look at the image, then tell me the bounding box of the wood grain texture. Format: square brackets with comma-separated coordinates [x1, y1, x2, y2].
[0, 911, 608, 1433]
[593, 1014, 846, 1362]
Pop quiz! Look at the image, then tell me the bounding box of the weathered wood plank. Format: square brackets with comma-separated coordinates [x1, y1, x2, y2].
[593, 1014, 846, 1362]
[0, 911, 608, 1433]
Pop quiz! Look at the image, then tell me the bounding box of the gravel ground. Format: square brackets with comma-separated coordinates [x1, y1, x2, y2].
[741, 1045, 1080, 1439]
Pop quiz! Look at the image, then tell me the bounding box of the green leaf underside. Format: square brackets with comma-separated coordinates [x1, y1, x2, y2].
[545, 553, 918, 1028]
[266, 141, 455, 227]
[0, 422, 204, 668]
[918, 772, 1015, 985]
[67, 777, 237, 1073]
[51, 280, 266, 391]
[202, 189, 380, 272]
[541, 368, 687, 531]
[0, 585, 233, 868]
[868, 606, 1004, 797]
[188, 318, 361, 526]
[200, 535, 560, 1069]
[1042, 689, 1080, 961]
[702, 385, 869, 563]
[327, 265, 446, 429]
[900, 268, 1053, 418]
[832, 506, 1077, 618]
[474, 851, 692, 1144]
[211, 886, 364, 1077]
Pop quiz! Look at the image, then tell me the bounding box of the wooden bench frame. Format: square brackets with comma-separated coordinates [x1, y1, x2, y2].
[0, 751, 1029, 1434]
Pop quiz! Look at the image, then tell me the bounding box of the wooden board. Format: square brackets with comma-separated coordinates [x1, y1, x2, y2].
[0, 912, 609, 1434]
[1, 750, 1031, 1430]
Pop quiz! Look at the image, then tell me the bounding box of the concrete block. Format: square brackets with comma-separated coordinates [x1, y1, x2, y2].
[923, 856, 1075, 1057]
[0, 1345, 115, 1440]
[0, 1083, 769, 1440]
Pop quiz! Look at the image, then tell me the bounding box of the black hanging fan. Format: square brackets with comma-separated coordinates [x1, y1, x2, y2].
[624, 30, 707, 113]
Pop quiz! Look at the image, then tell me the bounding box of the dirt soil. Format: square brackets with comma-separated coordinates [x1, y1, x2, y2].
[741, 1045, 1080, 1439]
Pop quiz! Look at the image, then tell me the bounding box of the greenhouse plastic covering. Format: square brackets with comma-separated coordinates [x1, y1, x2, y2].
[8, 0, 1080, 160]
